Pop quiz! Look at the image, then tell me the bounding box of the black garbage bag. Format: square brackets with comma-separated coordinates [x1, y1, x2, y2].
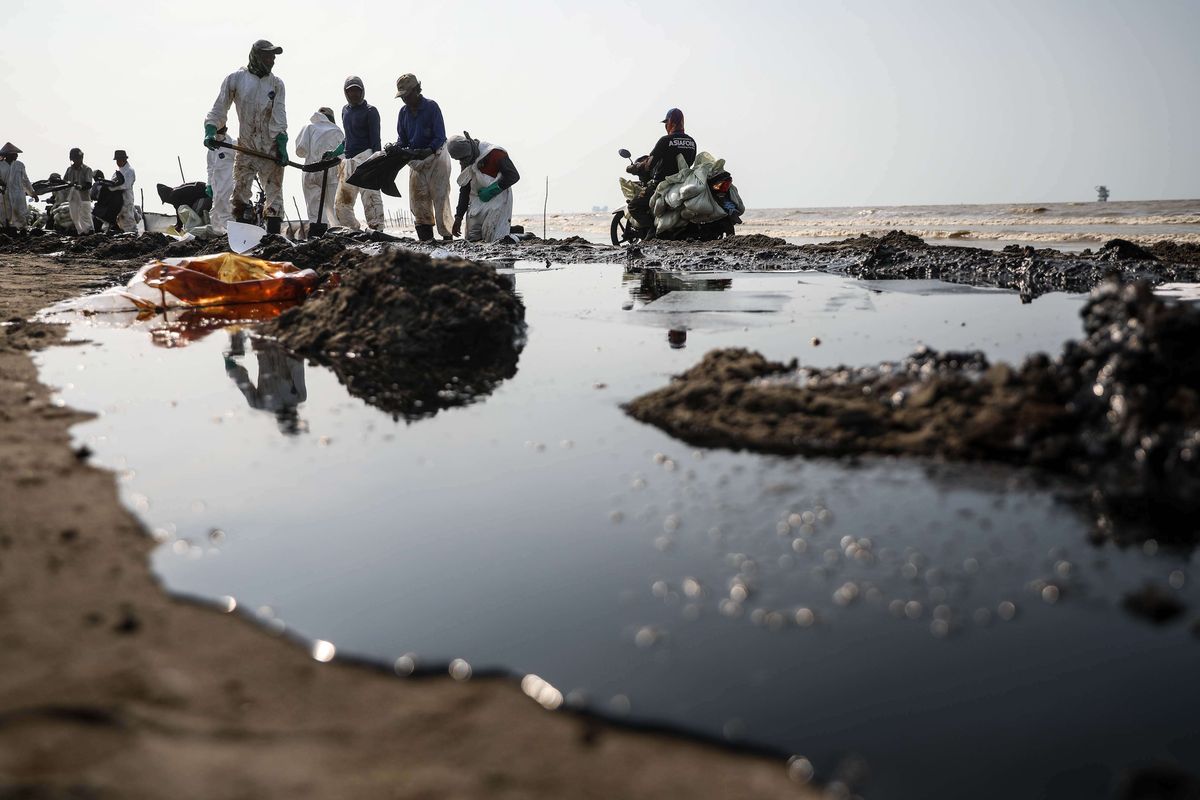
[156, 181, 212, 227]
[345, 148, 418, 198]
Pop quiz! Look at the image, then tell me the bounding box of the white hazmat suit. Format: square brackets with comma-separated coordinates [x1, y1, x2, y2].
[113, 160, 137, 232]
[456, 142, 514, 243]
[206, 133, 237, 233]
[63, 162, 94, 234]
[295, 112, 343, 226]
[409, 147, 454, 238]
[206, 68, 287, 220]
[0, 158, 36, 230]
[335, 150, 386, 231]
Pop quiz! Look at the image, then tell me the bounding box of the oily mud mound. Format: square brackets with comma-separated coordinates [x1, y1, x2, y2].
[626, 278, 1200, 543]
[259, 248, 525, 419]
[631, 231, 1200, 299]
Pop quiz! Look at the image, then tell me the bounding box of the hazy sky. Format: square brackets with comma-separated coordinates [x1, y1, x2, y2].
[2, 0, 1196, 216]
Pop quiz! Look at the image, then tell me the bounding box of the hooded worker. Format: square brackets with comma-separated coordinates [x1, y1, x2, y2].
[204, 39, 288, 234]
[335, 75, 385, 232]
[63, 148, 94, 235]
[205, 125, 237, 233]
[0, 143, 37, 231]
[447, 132, 521, 243]
[295, 107, 343, 230]
[391, 73, 452, 241]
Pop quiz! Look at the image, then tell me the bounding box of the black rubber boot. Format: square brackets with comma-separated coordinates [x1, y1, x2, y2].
[265, 216, 282, 235]
[415, 223, 434, 242]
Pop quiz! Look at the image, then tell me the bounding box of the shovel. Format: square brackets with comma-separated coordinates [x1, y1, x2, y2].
[212, 140, 339, 174]
[307, 161, 335, 239]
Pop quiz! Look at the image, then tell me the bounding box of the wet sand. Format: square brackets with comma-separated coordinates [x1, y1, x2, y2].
[0, 249, 809, 797]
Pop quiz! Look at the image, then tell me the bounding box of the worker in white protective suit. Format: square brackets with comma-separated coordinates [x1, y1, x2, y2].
[447, 132, 521, 243]
[205, 39, 288, 235]
[295, 107, 343, 229]
[391, 73, 452, 241]
[205, 126, 237, 233]
[110, 150, 137, 232]
[335, 75, 385, 232]
[62, 148, 94, 235]
[0, 142, 37, 231]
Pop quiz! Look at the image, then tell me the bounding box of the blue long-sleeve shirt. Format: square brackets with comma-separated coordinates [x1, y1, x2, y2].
[342, 102, 381, 158]
[396, 97, 447, 152]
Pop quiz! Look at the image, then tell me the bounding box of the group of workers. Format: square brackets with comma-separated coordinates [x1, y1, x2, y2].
[203, 39, 523, 243]
[4, 38, 698, 245]
[0, 144, 137, 235]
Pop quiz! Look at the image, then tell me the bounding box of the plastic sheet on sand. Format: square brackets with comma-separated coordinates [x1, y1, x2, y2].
[45, 252, 321, 315]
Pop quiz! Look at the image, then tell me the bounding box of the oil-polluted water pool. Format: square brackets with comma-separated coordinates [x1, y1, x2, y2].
[38, 263, 1200, 799]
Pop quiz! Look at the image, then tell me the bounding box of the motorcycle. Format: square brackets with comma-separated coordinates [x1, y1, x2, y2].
[610, 148, 743, 246]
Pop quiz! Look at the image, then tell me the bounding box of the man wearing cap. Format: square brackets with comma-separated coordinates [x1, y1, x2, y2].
[106, 150, 137, 232]
[295, 107, 344, 230]
[627, 108, 697, 226]
[0, 143, 37, 231]
[648, 108, 696, 183]
[335, 75, 385, 232]
[63, 148, 94, 235]
[391, 73, 452, 241]
[205, 39, 288, 234]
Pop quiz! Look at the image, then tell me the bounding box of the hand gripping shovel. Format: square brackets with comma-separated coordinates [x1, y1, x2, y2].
[211, 140, 339, 174]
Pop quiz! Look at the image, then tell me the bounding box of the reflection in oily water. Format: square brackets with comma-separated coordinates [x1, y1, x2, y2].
[280, 334, 523, 422]
[223, 332, 307, 436]
[629, 268, 734, 304]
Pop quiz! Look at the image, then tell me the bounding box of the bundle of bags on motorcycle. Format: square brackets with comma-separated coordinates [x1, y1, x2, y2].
[620, 152, 744, 236]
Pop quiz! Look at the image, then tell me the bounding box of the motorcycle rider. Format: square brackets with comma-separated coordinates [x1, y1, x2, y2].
[647, 108, 696, 182]
[627, 108, 696, 226]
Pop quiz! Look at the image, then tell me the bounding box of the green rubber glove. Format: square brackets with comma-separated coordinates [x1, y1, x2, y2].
[275, 133, 289, 165]
[204, 123, 218, 150]
[204, 184, 213, 198]
[478, 183, 502, 203]
[322, 142, 345, 160]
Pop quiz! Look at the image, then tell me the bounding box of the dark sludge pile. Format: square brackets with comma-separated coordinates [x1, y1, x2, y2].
[257, 248, 525, 420]
[638, 230, 1200, 299]
[625, 278, 1200, 544]
[832, 232, 1200, 301]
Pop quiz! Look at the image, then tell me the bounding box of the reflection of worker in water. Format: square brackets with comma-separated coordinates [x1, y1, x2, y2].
[224, 331, 307, 434]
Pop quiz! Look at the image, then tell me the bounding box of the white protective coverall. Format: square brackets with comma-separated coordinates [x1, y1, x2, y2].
[457, 141, 514, 243]
[295, 112, 343, 226]
[206, 68, 287, 220]
[206, 133, 237, 233]
[0, 159, 35, 229]
[113, 161, 137, 232]
[409, 147, 453, 237]
[335, 150, 386, 231]
[63, 162, 94, 234]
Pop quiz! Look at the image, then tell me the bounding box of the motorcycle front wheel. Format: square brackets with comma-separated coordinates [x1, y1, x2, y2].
[611, 211, 639, 246]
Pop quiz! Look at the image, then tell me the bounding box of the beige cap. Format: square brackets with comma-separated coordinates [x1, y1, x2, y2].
[394, 73, 420, 98]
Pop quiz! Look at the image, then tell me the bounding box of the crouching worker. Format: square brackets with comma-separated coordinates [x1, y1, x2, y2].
[447, 132, 520, 243]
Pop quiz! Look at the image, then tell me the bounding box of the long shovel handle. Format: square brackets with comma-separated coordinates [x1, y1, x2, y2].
[212, 140, 338, 174]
